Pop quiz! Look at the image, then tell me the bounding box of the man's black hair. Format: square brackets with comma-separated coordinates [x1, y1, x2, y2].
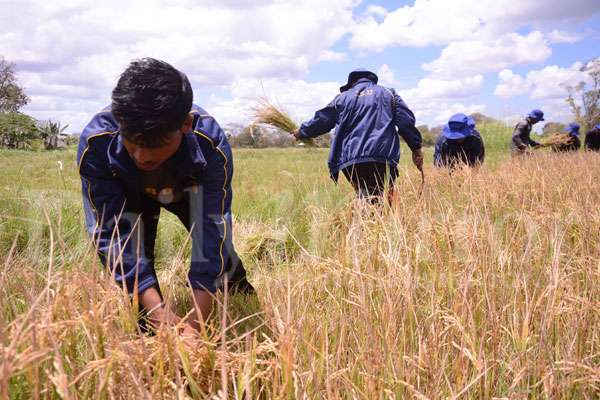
[112, 58, 193, 147]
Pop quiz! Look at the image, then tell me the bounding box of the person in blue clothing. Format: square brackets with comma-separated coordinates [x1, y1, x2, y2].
[551, 122, 581, 152]
[511, 109, 544, 155]
[77, 58, 253, 334]
[292, 69, 423, 201]
[434, 113, 484, 168]
[584, 123, 600, 151]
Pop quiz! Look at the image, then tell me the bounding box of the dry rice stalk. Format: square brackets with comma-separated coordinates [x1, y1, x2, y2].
[251, 99, 315, 146]
[541, 133, 575, 148]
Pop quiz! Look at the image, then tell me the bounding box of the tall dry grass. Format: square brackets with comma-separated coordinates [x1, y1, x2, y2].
[1, 148, 599, 398]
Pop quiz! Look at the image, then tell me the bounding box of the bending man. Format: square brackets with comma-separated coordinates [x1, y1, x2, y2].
[433, 113, 485, 168]
[77, 58, 253, 334]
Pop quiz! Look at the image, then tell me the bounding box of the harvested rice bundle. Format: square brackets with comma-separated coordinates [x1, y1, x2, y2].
[541, 133, 575, 148]
[252, 99, 315, 146]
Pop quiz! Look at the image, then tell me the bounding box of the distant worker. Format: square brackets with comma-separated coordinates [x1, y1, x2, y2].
[552, 122, 581, 152]
[292, 69, 423, 201]
[511, 109, 544, 155]
[584, 123, 600, 151]
[433, 113, 485, 168]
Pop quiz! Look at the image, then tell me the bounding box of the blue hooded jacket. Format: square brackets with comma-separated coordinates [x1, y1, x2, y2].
[77, 104, 238, 294]
[298, 69, 422, 178]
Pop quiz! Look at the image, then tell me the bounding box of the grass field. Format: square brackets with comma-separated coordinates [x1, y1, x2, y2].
[1, 123, 599, 398]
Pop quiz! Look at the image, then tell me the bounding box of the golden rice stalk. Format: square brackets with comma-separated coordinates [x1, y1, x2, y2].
[251, 99, 315, 146]
[541, 133, 574, 148]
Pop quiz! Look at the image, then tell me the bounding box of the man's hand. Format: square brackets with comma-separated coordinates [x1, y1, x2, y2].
[140, 286, 182, 327]
[412, 148, 424, 170]
[291, 128, 301, 140]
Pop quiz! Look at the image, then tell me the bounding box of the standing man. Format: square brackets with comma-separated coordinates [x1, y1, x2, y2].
[511, 109, 544, 155]
[584, 123, 600, 151]
[552, 122, 581, 152]
[293, 69, 423, 201]
[77, 58, 253, 334]
[433, 113, 485, 168]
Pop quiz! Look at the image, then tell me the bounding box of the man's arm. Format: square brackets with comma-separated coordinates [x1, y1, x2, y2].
[186, 140, 238, 322]
[297, 98, 338, 139]
[391, 91, 422, 151]
[527, 134, 541, 148]
[79, 141, 158, 295]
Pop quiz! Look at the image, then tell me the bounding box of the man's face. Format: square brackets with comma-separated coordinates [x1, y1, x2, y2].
[122, 130, 184, 171]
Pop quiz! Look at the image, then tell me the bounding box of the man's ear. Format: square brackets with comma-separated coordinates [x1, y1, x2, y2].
[181, 113, 194, 134]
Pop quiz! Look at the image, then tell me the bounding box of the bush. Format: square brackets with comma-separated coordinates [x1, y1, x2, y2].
[0, 112, 39, 149]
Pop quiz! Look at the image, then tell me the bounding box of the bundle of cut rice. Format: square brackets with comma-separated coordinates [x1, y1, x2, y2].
[541, 133, 574, 148]
[251, 99, 315, 146]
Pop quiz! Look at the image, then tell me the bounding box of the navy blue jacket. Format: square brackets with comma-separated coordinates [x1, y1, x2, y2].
[584, 127, 600, 151]
[433, 132, 485, 168]
[298, 78, 422, 178]
[77, 105, 237, 294]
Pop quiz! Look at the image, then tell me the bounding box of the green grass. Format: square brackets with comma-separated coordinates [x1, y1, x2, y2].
[1, 124, 599, 398]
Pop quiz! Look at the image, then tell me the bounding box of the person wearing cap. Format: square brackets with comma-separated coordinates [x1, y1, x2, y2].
[511, 109, 544, 155]
[433, 113, 485, 168]
[584, 123, 600, 151]
[292, 69, 423, 201]
[552, 122, 581, 152]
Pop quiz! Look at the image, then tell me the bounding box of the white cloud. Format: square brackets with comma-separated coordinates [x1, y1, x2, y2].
[422, 32, 551, 79]
[493, 62, 593, 123]
[318, 50, 347, 62]
[349, 0, 600, 51]
[366, 5, 388, 18]
[432, 103, 487, 126]
[401, 75, 484, 100]
[376, 64, 398, 87]
[493, 62, 589, 100]
[548, 30, 584, 44]
[205, 78, 340, 126]
[494, 69, 529, 99]
[397, 75, 485, 126]
[527, 63, 590, 99]
[4, 0, 355, 131]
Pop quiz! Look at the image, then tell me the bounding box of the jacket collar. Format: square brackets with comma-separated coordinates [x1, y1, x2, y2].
[346, 77, 375, 92]
[107, 131, 207, 185]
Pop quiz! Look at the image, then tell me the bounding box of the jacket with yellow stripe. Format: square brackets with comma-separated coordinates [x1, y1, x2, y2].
[77, 104, 237, 294]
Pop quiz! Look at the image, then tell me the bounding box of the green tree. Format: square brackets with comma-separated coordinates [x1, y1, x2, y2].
[0, 56, 29, 112]
[542, 122, 567, 136]
[0, 112, 39, 149]
[565, 58, 600, 132]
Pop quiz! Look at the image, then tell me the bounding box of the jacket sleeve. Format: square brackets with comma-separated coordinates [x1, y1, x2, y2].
[78, 140, 158, 295]
[298, 97, 339, 139]
[527, 135, 540, 147]
[187, 141, 238, 293]
[391, 90, 422, 151]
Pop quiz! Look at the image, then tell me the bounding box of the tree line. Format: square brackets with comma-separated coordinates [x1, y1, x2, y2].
[0, 56, 73, 150]
[1, 55, 598, 150]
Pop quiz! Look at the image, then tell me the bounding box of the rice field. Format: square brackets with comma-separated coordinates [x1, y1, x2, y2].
[1, 123, 599, 398]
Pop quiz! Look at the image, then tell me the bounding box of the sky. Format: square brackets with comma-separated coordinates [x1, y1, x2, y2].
[1, 0, 599, 133]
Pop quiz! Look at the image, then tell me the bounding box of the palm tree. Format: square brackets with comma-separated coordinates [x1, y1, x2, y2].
[40, 120, 69, 150]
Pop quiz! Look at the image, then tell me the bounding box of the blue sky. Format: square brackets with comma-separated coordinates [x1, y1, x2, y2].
[1, 0, 599, 132]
